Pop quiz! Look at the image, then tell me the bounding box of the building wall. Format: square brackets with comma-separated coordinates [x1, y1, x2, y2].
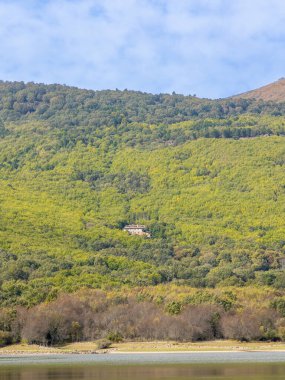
[124, 227, 150, 237]
[128, 228, 144, 235]
[280, 258, 285, 269]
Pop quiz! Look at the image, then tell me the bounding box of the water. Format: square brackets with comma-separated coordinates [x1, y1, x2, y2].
[0, 353, 285, 379]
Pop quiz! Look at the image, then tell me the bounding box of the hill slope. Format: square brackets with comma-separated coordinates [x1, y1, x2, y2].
[0, 82, 285, 307]
[1, 80, 285, 128]
[234, 78, 285, 102]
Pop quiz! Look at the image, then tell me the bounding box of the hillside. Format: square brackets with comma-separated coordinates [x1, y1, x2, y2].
[0, 81, 285, 308]
[234, 78, 285, 102]
[1, 80, 285, 129]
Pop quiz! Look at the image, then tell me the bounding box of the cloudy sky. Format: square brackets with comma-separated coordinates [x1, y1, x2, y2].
[0, 0, 285, 98]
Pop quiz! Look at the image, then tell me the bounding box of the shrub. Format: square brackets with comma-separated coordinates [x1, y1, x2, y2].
[96, 339, 112, 349]
[221, 308, 278, 341]
[166, 301, 182, 315]
[107, 331, 123, 342]
[0, 331, 13, 347]
[277, 326, 285, 341]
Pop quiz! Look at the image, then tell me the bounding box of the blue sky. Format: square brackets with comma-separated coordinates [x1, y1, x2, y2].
[1, 0, 285, 98]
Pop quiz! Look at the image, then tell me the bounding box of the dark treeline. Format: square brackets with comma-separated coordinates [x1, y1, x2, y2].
[1, 291, 285, 347]
[1, 82, 285, 154]
[1, 81, 285, 130]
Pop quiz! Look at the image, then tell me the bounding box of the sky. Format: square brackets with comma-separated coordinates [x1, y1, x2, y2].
[1, 0, 285, 98]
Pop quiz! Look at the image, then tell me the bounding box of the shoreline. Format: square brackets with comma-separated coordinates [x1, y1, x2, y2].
[2, 340, 285, 355]
[1, 350, 285, 356]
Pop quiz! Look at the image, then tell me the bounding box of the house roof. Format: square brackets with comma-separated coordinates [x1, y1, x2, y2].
[123, 224, 146, 229]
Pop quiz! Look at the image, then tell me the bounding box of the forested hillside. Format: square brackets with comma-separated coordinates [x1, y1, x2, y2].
[0, 81, 285, 309]
[2, 80, 285, 128]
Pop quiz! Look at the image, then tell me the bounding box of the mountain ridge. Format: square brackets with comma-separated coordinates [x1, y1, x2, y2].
[0, 80, 285, 131]
[233, 78, 285, 102]
[1, 78, 285, 103]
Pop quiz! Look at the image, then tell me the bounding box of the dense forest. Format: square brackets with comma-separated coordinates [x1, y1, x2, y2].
[2, 80, 285, 128]
[0, 81, 285, 345]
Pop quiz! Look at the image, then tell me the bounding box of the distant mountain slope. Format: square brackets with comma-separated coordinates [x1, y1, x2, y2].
[0, 81, 285, 307]
[234, 78, 285, 102]
[1, 81, 285, 130]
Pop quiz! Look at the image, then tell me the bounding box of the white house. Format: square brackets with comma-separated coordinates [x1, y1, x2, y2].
[123, 224, 151, 237]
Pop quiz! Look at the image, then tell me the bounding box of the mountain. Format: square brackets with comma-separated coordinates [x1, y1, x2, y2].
[0, 81, 284, 308]
[234, 78, 285, 102]
[0, 80, 285, 129]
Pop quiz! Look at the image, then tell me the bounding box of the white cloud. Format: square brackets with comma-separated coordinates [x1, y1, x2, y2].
[0, 0, 285, 97]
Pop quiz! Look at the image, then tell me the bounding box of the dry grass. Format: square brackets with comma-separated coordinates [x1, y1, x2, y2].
[2, 340, 285, 355]
[234, 78, 285, 102]
[0, 343, 59, 354]
[109, 340, 285, 352]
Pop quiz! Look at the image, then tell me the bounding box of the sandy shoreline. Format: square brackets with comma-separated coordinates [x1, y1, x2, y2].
[109, 350, 285, 354]
[1, 340, 285, 355]
[1, 351, 285, 357]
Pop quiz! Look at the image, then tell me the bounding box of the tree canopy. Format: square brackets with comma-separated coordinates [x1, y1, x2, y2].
[0, 81, 284, 307]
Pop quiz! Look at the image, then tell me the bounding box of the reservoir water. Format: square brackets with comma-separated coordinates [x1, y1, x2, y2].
[0, 352, 285, 379]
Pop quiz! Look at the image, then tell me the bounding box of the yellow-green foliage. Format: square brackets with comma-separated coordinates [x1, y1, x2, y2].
[0, 106, 285, 306]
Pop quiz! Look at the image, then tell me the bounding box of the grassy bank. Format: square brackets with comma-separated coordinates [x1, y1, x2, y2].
[2, 340, 285, 355]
